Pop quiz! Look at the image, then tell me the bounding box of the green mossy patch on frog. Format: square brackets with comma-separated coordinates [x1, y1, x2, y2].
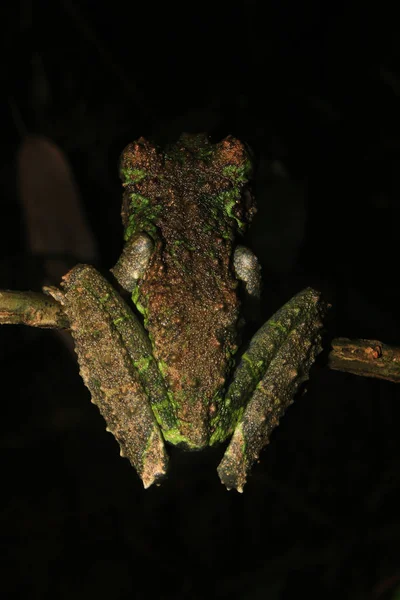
[242, 353, 266, 383]
[124, 193, 162, 242]
[99, 293, 110, 304]
[120, 167, 148, 185]
[162, 428, 199, 448]
[112, 317, 124, 325]
[133, 355, 153, 373]
[170, 238, 196, 253]
[222, 163, 251, 183]
[268, 320, 289, 334]
[131, 285, 147, 320]
[216, 190, 246, 234]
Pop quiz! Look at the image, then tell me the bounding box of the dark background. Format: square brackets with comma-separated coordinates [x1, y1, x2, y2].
[1, 2, 400, 598]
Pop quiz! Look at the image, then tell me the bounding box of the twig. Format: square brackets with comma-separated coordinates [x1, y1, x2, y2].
[0, 290, 68, 329]
[328, 337, 400, 383]
[1, 290, 399, 383]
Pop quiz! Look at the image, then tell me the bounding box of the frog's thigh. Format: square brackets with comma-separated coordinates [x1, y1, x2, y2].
[111, 232, 154, 292]
[217, 288, 329, 492]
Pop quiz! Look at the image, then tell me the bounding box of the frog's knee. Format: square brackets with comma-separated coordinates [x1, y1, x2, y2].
[233, 245, 261, 301]
[111, 233, 154, 292]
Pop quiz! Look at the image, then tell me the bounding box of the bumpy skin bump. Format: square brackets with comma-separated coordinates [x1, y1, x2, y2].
[118, 134, 255, 448]
[216, 288, 329, 492]
[50, 265, 172, 488]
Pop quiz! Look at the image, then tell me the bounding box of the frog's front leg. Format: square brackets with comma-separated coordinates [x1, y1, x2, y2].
[215, 287, 329, 492]
[46, 264, 178, 489]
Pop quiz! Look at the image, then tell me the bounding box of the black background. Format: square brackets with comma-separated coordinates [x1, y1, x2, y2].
[1, 2, 400, 598]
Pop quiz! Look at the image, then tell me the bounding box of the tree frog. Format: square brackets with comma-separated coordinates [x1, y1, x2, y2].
[46, 134, 329, 492]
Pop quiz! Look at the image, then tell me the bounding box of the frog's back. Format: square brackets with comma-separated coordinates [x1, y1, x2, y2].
[119, 134, 255, 447]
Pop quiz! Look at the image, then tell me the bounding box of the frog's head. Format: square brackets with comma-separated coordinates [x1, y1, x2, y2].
[118, 134, 256, 243]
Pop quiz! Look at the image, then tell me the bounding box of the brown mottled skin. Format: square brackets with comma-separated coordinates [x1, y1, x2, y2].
[119, 135, 255, 447]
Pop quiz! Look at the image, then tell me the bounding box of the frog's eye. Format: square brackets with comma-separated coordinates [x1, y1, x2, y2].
[118, 138, 161, 184]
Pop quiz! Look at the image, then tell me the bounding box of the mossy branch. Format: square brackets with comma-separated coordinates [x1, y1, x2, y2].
[1, 290, 399, 383]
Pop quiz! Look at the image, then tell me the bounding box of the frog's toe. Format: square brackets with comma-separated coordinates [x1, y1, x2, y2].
[217, 434, 248, 493]
[139, 429, 169, 489]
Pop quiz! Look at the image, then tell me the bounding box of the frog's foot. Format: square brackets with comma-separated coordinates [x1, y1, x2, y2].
[216, 288, 330, 492]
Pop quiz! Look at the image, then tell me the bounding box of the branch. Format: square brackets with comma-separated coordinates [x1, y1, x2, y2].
[1, 290, 399, 383]
[327, 337, 400, 383]
[0, 290, 69, 329]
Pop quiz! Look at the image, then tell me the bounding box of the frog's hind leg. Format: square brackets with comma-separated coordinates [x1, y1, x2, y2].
[216, 287, 329, 492]
[49, 265, 176, 489]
